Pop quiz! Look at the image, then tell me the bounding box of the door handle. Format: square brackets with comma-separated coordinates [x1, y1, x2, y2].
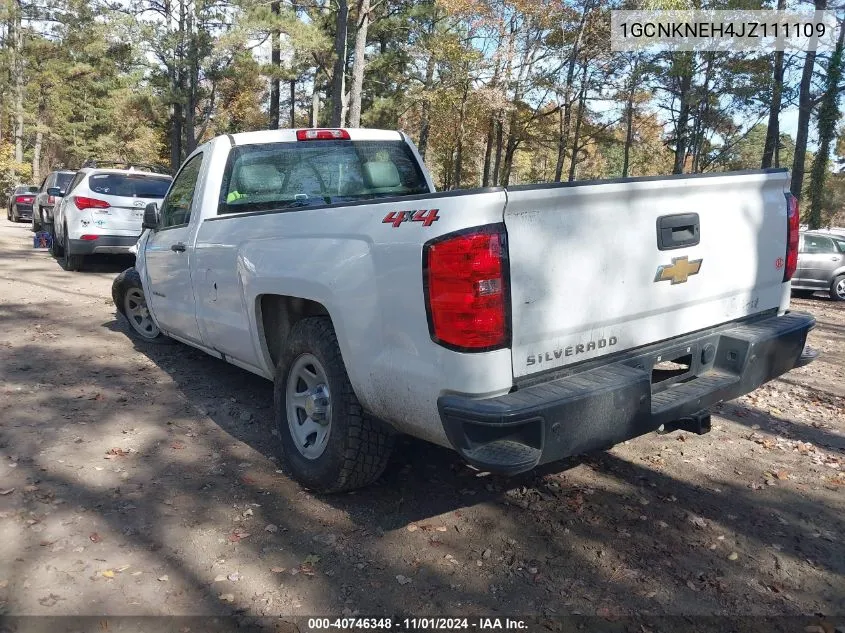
[833, 256, 840, 261]
[171, 242, 186, 253]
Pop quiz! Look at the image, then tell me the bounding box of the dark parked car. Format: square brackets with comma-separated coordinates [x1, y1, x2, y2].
[31, 170, 76, 232]
[6, 185, 38, 222]
[791, 230, 845, 301]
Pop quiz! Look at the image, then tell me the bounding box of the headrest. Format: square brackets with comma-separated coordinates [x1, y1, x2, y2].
[363, 161, 401, 189]
[236, 163, 283, 194]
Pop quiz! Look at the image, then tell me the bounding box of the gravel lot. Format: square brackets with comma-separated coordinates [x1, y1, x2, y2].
[1, 217, 843, 626]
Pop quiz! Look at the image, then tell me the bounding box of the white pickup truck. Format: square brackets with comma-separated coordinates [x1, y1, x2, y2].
[112, 127, 816, 492]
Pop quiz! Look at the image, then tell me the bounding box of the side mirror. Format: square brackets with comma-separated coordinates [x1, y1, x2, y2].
[47, 187, 62, 197]
[142, 202, 159, 230]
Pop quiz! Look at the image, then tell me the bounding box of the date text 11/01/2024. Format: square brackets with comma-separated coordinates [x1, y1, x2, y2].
[306, 617, 529, 630]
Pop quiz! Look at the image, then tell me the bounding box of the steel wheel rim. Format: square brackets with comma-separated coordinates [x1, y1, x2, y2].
[285, 353, 332, 460]
[836, 279, 845, 300]
[124, 287, 160, 339]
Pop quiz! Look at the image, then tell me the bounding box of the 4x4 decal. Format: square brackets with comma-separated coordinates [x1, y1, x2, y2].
[382, 209, 440, 228]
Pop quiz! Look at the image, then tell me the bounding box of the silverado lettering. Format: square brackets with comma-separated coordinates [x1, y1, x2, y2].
[526, 336, 618, 366]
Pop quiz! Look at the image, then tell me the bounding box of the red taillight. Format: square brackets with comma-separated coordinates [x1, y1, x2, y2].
[296, 129, 351, 141]
[80, 234, 99, 241]
[15, 195, 34, 204]
[74, 196, 110, 210]
[423, 225, 509, 351]
[785, 193, 799, 282]
[47, 195, 55, 204]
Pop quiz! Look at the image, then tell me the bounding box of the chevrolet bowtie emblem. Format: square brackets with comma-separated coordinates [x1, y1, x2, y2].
[655, 256, 703, 284]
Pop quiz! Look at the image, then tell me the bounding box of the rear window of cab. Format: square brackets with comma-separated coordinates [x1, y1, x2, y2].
[88, 173, 172, 198]
[218, 140, 429, 215]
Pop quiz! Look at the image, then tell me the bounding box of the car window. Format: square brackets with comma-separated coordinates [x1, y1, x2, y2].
[158, 153, 203, 229]
[834, 239, 845, 254]
[218, 140, 429, 215]
[802, 235, 836, 254]
[88, 173, 172, 198]
[55, 172, 75, 191]
[66, 173, 85, 194]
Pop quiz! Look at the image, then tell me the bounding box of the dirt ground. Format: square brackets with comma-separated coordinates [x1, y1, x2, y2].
[1, 217, 844, 627]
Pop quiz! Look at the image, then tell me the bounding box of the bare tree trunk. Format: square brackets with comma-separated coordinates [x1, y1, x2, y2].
[311, 79, 320, 126]
[347, 0, 370, 128]
[13, 0, 24, 164]
[330, 0, 349, 127]
[492, 118, 503, 185]
[622, 90, 635, 177]
[554, 0, 590, 182]
[32, 97, 45, 182]
[792, 0, 827, 199]
[269, 0, 281, 129]
[761, 0, 786, 168]
[567, 62, 589, 182]
[289, 79, 296, 127]
[453, 80, 469, 189]
[672, 52, 694, 175]
[185, 9, 198, 155]
[416, 54, 436, 160]
[482, 117, 495, 186]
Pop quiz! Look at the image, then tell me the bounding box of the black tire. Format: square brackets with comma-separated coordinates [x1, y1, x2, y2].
[274, 317, 395, 493]
[5, 207, 9, 221]
[31, 206, 41, 232]
[11, 206, 18, 222]
[112, 267, 175, 345]
[60, 223, 84, 271]
[830, 274, 845, 301]
[48, 223, 63, 257]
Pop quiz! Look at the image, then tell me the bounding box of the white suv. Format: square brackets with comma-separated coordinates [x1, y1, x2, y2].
[51, 165, 172, 271]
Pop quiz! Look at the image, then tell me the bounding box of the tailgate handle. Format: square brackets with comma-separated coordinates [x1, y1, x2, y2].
[656, 213, 700, 250]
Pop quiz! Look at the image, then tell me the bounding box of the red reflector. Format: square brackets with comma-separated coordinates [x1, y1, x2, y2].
[424, 225, 509, 351]
[785, 193, 799, 282]
[15, 195, 34, 204]
[296, 128, 351, 141]
[74, 196, 110, 210]
[80, 234, 99, 241]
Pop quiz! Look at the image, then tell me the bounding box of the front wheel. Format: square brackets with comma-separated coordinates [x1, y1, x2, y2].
[830, 275, 845, 301]
[274, 317, 395, 493]
[112, 268, 174, 345]
[60, 224, 84, 271]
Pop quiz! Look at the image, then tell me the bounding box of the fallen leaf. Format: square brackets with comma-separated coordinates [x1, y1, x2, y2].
[303, 554, 320, 566]
[171, 442, 185, 450]
[688, 515, 707, 529]
[728, 552, 739, 561]
[265, 524, 279, 533]
[227, 573, 241, 582]
[396, 575, 412, 585]
[0, 489, 15, 496]
[406, 525, 419, 532]
[158, 575, 169, 582]
[228, 529, 250, 542]
[214, 575, 226, 582]
[105, 448, 128, 458]
[89, 533, 103, 543]
[101, 570, 115, 579]
[775, 470, 790, 480]
[116, 565, 131, 573]
[241, 475, 256, 485]
[218, 593, 235, 603]
[270, 567, 286, 573]
[435, 526, 448, 532]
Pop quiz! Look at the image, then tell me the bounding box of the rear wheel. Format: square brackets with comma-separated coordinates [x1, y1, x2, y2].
[11, 206, 18, 222]
[830, 275, 845, 301]
[60, 223, 84, 271]
[31, 206, 41, 232]
[112, 268, 173, 344]
[274, 317, 394, 493]
[48, 223, 63, 257]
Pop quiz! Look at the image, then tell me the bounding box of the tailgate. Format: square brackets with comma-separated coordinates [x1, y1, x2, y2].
[504, 170, 791, 379]
[98, 196, 156, 232]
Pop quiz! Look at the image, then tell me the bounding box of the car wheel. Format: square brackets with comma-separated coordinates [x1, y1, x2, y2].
[6, 207, 10, 221]
[11, 206, 18, 222]
[48, 223, 63, 257]
[112, 268, 174, 344]
[60, 224, 84, 271]
[31, 207, 41, 232]
[273, 317, 395, 493]
[830, 275, 845, 301]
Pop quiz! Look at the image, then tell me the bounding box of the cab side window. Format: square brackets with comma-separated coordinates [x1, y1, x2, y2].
[158, 154, 203, 229]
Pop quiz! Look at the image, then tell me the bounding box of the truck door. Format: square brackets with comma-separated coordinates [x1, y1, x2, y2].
[144, 152, 205, 344]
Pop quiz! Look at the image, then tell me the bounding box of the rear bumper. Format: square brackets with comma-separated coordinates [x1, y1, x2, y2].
[14, 205, 33, 218]
[438, 312, 816, 474]
[68, 235, 139, 255]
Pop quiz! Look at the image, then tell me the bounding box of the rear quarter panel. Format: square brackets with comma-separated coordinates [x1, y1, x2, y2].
[193, 190, 512, 446]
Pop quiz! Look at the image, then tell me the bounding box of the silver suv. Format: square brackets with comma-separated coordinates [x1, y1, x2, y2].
[792, 230, 845, 300]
